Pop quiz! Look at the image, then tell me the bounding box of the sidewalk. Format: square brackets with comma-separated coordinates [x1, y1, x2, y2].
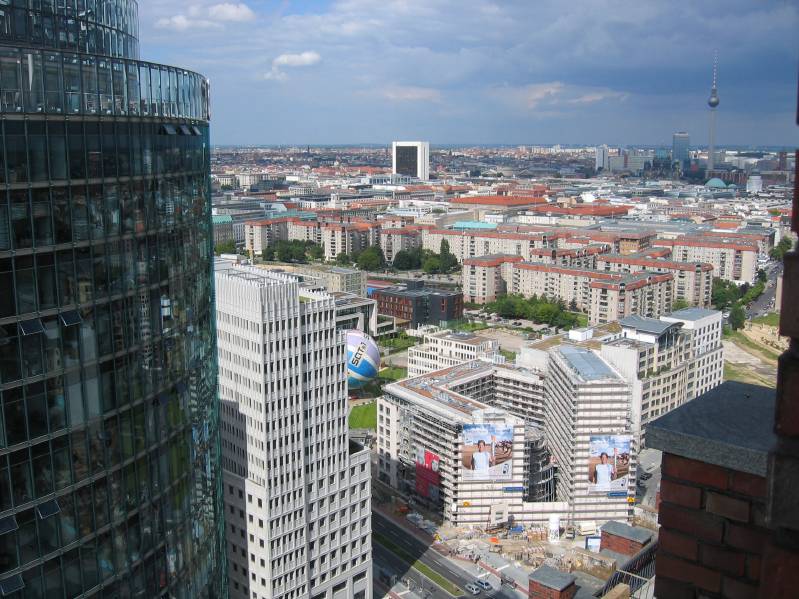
[374, 505, 529, 596]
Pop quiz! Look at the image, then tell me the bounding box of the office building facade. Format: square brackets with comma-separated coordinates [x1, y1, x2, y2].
[215, 266, 372, 599]
[0, 1, 225, 597]
[672, 132, 690, 167]
[391, 141, 429, 181]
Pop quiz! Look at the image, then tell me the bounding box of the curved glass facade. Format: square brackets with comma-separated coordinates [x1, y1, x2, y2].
[0, 0, 140, 60]
[0, 2, 225, 598]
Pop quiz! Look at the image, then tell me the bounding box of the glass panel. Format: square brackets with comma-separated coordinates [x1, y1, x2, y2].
[31, 188, 52, 246]
[47, 120, 67, 179]
[67, 120, 85, 179]
[27, 120, 47, 182]
[22, 50, 43, 113]
[5, 120, 28, 184]
[52, 186, 71, 243]
[0, 47, 22, 113]
[81, 55, 97, 113]
[43, 52, 63, 113]
[62, 53, 80, 113]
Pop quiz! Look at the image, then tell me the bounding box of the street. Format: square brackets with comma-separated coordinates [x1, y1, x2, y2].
[372, 513, 522, 599]
[748, 262, 782, 319]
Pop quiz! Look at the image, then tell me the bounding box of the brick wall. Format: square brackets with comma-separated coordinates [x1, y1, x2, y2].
[528, 580, 577, 599]
[654, 452, 767, 598]
[600, 530, 648, 557]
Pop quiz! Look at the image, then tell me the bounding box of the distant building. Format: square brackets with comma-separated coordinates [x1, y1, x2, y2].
[212, 214, 235, 245]
[596, 145, 610, 171]
[407, 329, 500, 377]
[392, 141, 430, 180]
[746, 174, 763, 193]
[372, 281, 463, 327]
[294, 264, 368, 296]
[672, 132, 690, 167]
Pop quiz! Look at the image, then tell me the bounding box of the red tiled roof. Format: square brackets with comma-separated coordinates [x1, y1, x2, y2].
[450, 195, 547, 207]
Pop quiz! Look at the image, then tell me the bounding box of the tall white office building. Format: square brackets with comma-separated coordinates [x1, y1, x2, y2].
[595, 144, 610, 171]
[392, 141, 430, 180]
[216, 264, 373, 599]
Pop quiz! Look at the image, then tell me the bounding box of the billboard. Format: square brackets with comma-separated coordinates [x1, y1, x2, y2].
[587, 435, 632, 494]
[415, 449, 441, 499]
[461, 424, 514, 481]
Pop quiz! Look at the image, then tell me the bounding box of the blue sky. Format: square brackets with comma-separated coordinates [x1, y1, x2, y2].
[139, 0, 799, 147]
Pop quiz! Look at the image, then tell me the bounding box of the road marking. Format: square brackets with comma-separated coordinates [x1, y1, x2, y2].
[396, 592, 410, 596]
[496, 564, 509, 571]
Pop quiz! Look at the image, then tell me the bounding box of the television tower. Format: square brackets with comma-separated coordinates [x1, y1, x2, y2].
[707, 51, 720, 173]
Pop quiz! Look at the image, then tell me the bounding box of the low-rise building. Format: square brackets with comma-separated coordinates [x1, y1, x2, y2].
[380, 227, 422, 263]
[407, 329, 500, 377]
[212, 214, 234, 246]
[372, 282, 463, 327]
[294, 264, 367, 296]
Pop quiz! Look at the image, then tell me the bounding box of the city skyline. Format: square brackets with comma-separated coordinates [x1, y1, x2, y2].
[141, 0, 798, 146]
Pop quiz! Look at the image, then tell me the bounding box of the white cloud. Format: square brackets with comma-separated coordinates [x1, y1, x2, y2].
[567, 90, 629, 105]
[205, 3, 256, 22]
[155, 14, 218, 31]
[156, 2, 254, 31]
[273, 51, 322, 68]
[265, 51, 321, 81]
[381, 86, 442, 103]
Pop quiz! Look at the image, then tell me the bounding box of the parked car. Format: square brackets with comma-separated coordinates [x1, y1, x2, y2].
[465, 583, 481, 595]
[475, 579, 493, 590]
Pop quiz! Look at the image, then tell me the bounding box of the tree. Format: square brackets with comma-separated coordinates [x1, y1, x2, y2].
[770, 237, 793, 261]
[263, 246, 275, 261]
[422, 255, 442, 274]
[756, 268, 767, 284]
[729, 304, 746, 330]
[307, 243, 324, 261]
[439, 239, 459, 273]
[356, 246, 386, 271]
[672, 298, 690, 311]
[214, 240, 236, 255]
[569, 298, 578, 311]
[335, 253, 351, 266]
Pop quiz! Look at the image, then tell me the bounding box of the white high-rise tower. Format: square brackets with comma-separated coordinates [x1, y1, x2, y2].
[707, 52, 720, 173]
[216, 264, 373, 599]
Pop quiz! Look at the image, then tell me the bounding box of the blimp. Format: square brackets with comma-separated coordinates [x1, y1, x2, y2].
[346, 330, 380, 390]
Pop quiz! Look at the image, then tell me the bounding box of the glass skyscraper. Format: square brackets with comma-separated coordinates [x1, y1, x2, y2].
[0, 1, 225, 597]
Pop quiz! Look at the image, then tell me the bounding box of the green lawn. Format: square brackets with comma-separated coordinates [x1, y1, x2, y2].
[500, 349, 516, 361]
[373, 532, 463, 596]
[348, 403, 377, 429]
[380, 334, 417, 353]
[380, 366, 408, 381]
[449, 320, 489, 333]
[727, 330, 782, 362]
[569, 312, 590, 328]
[752, 313, 780, 327]
[724, 362, 749, 384]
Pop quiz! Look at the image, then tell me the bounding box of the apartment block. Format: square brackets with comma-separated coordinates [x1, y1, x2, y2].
[245, 218, 291, 256]
[597, 254, 714, 307]
[510, 263, 673, 324]
[422, 229, 557, 262]
[653, 236, 758, 283]
[216, 265, 372, 599]
[380, 227, 422, 263]
[213, 214, 235, 245]
[294, 264, 367, 296]
[462, 254, 523, 303]
[661, 308, 724, 400]
[320, 222, 380, 261]
[407, 329, 500, 377]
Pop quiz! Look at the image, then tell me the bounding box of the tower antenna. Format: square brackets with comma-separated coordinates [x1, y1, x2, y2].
[707, 50, 720, 173]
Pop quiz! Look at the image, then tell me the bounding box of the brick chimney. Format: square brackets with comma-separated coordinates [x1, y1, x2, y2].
[528, 565, 577, 599]
[647, 382, 775, 597]
[600, 521, 655, 557]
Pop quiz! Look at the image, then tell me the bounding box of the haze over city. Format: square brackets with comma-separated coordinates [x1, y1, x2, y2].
[140, 0, 799, 146]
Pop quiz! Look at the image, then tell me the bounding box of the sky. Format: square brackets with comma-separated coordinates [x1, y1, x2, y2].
[139, 0, 799, 147]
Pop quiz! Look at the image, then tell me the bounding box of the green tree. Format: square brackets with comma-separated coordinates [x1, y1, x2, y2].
[356, 246, 386, 271]
[671, 298, 690, 311]
[729, 304, 746, 330]
[422, 255, 442, 274]
[335, 253, 351, 266]
[214, 240, 236, 255]
[439, 239, 459, 273]
[770, 237, 794, 261]
[307, 243, 324, 261]
[263, 246, 275, 261]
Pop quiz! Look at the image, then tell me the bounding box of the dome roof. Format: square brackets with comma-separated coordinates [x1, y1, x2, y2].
[705, 177, 727, 189]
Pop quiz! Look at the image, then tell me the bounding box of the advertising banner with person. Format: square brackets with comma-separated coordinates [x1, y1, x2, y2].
[587, 435, 631, 494]
[461, 424, 514, 481]
[415, 449, 441, 499]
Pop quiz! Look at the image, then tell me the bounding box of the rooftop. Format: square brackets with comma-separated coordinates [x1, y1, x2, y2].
[529, 565, 575, 591]
[557, 345, 621, 382]
[619, 315, 681, 336]
[601, 520, 655, 545]
[647, 382, 776, 477]
[666, 307, 720, 321]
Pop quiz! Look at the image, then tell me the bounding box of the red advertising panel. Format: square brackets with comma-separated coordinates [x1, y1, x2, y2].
[415, 450, 440, 498]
